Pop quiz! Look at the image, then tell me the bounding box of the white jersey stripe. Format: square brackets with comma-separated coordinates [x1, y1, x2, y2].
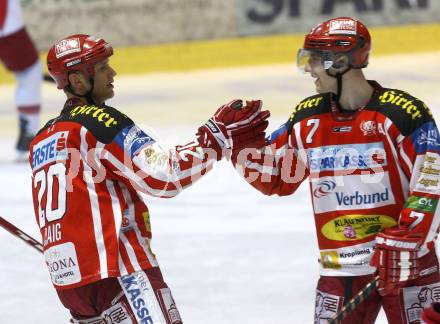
[80, 127, 107, 278]
[384, 118, 410, 199]
[399, 145, 413, 174]
[106, 179, 125, 276]
[120, 232, 142, 272]
[245, 161, 279, 176]
[120, 186, 157, 267]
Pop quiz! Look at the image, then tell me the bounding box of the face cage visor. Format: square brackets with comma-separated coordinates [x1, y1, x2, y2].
[297, 49, 337, 74]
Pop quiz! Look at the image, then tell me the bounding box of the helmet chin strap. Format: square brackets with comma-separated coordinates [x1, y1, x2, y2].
[66, 78, 97, 105]
[326, 66, 350, 103]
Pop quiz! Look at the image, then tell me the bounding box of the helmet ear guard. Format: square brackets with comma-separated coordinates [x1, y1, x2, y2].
[329, 54, 349, 71]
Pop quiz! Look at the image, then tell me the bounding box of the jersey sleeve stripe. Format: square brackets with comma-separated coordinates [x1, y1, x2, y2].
[293, 123, 306, 152]
[118, 240, 135, 274]
[106, 179, 124, 277]
[245, 161, 279, 176]
[133, 229, 158, 267]
[133, 144, 215, 183]
[103, 150, 181, 197]
[120, 186, 158, 267]
[399, 145, 414, 175]
[120, 232, 143, 272]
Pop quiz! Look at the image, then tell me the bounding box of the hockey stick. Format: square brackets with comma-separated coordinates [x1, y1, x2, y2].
[328, 275, 379, 324]
[0, 216, 43, 253]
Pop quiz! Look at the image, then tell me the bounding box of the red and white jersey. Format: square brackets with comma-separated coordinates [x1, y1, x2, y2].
[0, 0, 24, 37]
[29, 99, 217, 290]
[235, 81, 440, 276]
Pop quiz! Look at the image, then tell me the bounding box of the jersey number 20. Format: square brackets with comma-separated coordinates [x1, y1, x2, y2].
[33, 163, 67, 229]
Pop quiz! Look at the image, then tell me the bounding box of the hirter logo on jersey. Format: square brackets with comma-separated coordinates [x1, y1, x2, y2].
[55, 38, 81, 58]
[32, 131, 69, 171]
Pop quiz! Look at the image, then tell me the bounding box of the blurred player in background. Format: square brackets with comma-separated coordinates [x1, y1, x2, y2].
[29, 34, 269, 323]
[0, 0, 41, 156]
[233, 17, 440, 323]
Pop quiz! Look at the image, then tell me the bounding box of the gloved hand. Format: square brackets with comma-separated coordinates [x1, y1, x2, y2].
[197, 99, 270, 159]
[370, 227, 422, 296]
[421, 303, 440, 324]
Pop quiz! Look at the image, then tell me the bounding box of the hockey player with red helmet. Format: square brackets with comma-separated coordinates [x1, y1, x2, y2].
[233, 17, 440, 323]
[29, 34, 269, 323]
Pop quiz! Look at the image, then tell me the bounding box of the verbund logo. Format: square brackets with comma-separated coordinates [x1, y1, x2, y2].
[312, 174, 395, 213]
[335, 188, 390, 206]
[313, 180, 336, 198]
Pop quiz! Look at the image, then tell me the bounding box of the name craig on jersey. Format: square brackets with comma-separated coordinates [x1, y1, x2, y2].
[308, 143, 386, 172]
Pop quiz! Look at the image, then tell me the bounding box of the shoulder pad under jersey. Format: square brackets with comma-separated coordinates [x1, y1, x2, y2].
[286, 93, 329, 132]
[59, 104, 134, 144]
[368, 88, 433, 136]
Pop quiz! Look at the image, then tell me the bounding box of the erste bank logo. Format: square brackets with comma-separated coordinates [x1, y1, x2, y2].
[32, 131, 69, 171]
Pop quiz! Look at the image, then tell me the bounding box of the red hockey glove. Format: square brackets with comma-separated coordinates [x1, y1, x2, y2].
[421, 303, 440, 324]
[197, 99, 270, 159]
[370, 227, 422, 296]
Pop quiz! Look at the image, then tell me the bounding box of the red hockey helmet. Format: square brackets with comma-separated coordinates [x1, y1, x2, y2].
[297, 17, 371, 73]
[47, 34, 113, 89]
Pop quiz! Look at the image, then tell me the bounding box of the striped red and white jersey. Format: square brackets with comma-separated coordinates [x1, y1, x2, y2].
[29, 99, 217, 290]
[234, 81, 440, 276]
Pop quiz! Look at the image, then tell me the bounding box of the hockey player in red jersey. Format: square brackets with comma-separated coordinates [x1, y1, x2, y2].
[0, 0, 41, 155]
[29, 34, 269, 323]
[233, 17, 440, 323]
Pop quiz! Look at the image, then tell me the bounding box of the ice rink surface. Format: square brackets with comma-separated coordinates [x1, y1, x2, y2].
[0, 51, 439, 323]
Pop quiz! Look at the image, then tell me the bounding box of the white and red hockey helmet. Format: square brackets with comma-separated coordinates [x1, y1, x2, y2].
[297, 17, 371, 73]
[47, 34, 113, 89]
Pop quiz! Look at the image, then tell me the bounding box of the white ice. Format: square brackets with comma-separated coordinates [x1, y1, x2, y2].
[1, 52, 440, 323]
